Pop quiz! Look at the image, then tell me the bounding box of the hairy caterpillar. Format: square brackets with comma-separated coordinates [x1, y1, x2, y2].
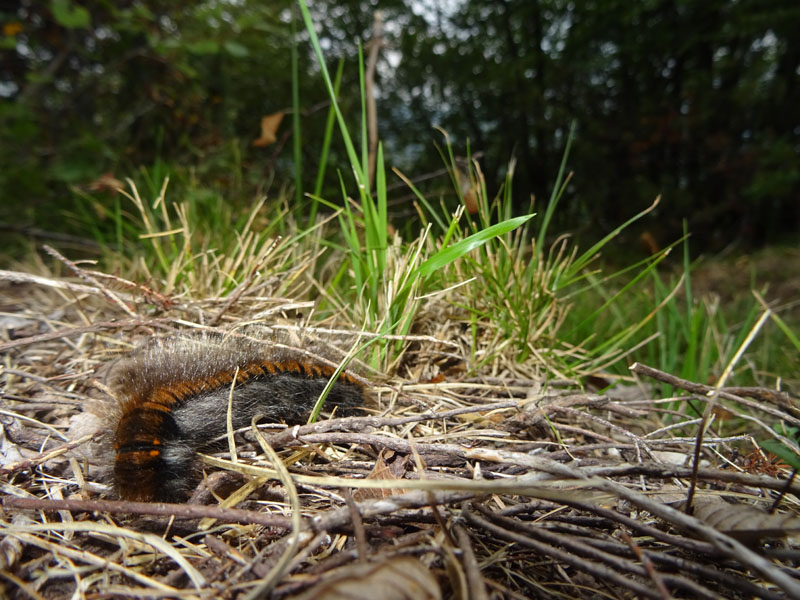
[106, 329, 364, 502]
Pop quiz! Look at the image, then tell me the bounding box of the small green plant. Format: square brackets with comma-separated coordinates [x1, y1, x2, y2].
[561, 222, 800, 395]
[298, 0, 536, 369]
[409, 125, 667, 375]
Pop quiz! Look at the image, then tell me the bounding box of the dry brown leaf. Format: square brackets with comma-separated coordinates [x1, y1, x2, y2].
[454, 167, 479, 214]
[687, 499, 800, 545]
[3, 21, 23, 37]
[456, 412, 504, 426]
[290, 557, 441, 600]
[352, 450, 407, 501]
[638, 230, 661, 255]
[87, 172, 125, 193]
[252, 111, 285, 147]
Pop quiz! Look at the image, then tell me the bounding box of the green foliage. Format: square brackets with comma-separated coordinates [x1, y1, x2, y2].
[4, 0, 799, 255]
[0, 0, 346, 251]
[355, 0, 799, 249]
[299, 2, 539, 368]
[50, 0, 90, 29]
[562, 231, 800, 392]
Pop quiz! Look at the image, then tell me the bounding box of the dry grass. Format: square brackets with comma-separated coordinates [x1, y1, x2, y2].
[1, 246, 799, 600]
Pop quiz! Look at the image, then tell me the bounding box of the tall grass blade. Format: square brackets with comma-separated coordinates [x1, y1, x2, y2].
[535, 120, 576, 259]
[291, 7, 303, 208]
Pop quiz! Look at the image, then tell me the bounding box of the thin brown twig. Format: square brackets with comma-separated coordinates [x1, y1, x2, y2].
[463, 504, 664, 600]
[0, 317, 173, 352]
[407, 432, 455, 546]
[42, 244, 138, 317]
[580, 537, 786, 600]
[619, 530, 672, 600]
[342, 489, 368, 560]
[310, 489, 479, 534]
[769, 469, 798, 514]
[581, 463, 800, 494]
[0, 434, 97, 477]
[631, 362, 797, 417]
[2, 497, 293, 529]
[84, 268, 174, 310]
[477, 504, 714, 599]
[454, 524, 489, 600]
[272, 429, 797, 490]
[261, 399, 521, 447]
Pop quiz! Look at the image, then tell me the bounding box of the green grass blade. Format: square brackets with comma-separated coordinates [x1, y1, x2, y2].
[311, 58, 345, 215]
[416, 214, 534, 278]
[535, 120, 576, 258]
[358, 42, 369, 185]
[291, 8, 302, 208]
[562, 195, 662, 286]
[297, 0, 367, 193]
[768, 310, 800, 353]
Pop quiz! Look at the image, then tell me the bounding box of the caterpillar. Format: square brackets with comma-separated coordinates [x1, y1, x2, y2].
[105, 329, 364, 502]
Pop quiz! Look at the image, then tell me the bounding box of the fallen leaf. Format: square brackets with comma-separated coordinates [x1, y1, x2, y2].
[454, 167, 479, 214]
[290, 557, 441, 600]
[684, 498, 800, 545]
[253, 111, 285, 147]
[353, 451, 408, 501]
[3, 22, 23, 37]
[88, 172, 125, 193]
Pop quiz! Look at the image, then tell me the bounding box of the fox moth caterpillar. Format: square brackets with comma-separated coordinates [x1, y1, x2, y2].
[105, 329, 363, 502]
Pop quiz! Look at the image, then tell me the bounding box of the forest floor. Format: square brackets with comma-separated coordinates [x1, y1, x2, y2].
[1, 246, 799, 599]
[689, 245, 800, 309]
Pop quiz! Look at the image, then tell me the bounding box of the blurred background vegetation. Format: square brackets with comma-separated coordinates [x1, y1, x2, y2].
[2, 0, 798, 258]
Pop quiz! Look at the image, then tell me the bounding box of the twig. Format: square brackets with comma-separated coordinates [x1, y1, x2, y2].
[478, 504, 713, 599]
[343, 489, 368, 560]
[619, 530, 672, 599]
[580, 536, 782, 600]
[365, 11, 384, 188]
[630, 362, 797, 419]
[42, 244, 138, 317]
[631, 364, 800, 429]
[454, 524, 489, 600]
[84, 268, 174, 310]
[310, 489, 478, 534]
[582, 463, 800, 494]
[0, 317, 173, 352]
[463, 504, 664, 599]
[591, 475, 800, 597]
[261, 400, 521, 447]
[2, 497, 293, 529]
[0, 434, 96, 477]
[769, 469, 798, 513]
